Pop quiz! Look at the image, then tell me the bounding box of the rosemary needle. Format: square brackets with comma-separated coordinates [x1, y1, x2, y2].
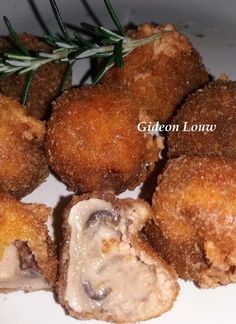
[0, 0, 162, 104]
[21, 70, 35, 105]
[49, 0, 72, 44]
[3, 16, 30, 56]
[103, 0, 126, 36]
[114, 40, 124, 68]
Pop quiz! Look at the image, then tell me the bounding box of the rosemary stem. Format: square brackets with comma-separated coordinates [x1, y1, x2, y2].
[3, 33, 162, 75]
[131, 33, 162, 49]
[97, 33, 162, 54]
[75, 34, 162, 59]
[3, 31, 162, 75]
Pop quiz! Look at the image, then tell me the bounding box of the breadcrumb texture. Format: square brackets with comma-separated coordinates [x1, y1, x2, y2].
[57, 192, 179, 322]
[46, 85, 163, 193]
[168, 79, 236, 159]
[0, 33, 71, 120]
[102, 23, 208, 122]
[0, 95, 48, 197]
[149, 157, 236, 288]
[0, 193, 57, 289]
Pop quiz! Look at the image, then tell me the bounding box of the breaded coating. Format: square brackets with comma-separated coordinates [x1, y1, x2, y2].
[168, 79, 236, 159]
[102, 24, 208, 122]
[57, 192, 179, 322]
[46, 85, 163, 193]
[0, 95, 48, 198]
[147, 157, 236, 288]
[0, 33, 71, 120]
[0, 193, 57, 292]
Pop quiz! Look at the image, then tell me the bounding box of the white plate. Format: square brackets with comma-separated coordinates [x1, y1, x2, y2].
[1, 1, 236, 324]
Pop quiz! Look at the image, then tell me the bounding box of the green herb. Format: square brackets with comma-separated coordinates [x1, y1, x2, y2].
[3, 16, 30, 56]
[93, 54, 115, 84]
[0, 0, 162, 104]
[60, 61, 74, 92]
[49, 0, 72, 44]
[103, 0, 125, 36]
[21, 70, 35, 105]
[114, 40, 124, 68]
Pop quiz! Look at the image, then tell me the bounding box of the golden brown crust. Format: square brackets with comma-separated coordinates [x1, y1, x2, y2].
[168, 79, 236, 159]
[151, 156, 236, 287]
[46, 85, 163, 193]
[0, 192, 57, 288]
[0, 33, 71, 120]
[57, 192, 179, 322]
[102, 23, 208, 122]
[0, 95, 48, 198]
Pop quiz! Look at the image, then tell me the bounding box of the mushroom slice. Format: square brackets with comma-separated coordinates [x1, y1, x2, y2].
[57, 193, 179, 323]
[0, 193, 57, 293]
[82, 280, 112, 301]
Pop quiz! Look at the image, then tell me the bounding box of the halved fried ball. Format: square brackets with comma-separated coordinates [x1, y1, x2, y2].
[147, 157, 236, 288]
[46, 85, 163, 193]
[0, 33, 71, 120]
[168, 79, 236, 159]
[102, 24, 208, 122]
[57, 192, 179, 322]
[0, 95, 48, 198]
[0, 193, 57, 292]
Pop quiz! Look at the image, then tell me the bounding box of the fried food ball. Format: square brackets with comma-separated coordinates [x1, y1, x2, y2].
[0, 95, 48, 198]
[46, 85, 163, 193]
[57, 192, 178, 322]
[168, 79, 236, 159]
[0, 192, 57, 292]
[0, 33, 71, 120]
[145, 156, 236, 288]
[102, 24, 208, 122]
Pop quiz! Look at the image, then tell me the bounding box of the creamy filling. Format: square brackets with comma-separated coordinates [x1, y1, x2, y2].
[65, 198, 167, 321]
[0, 243, 48, 291]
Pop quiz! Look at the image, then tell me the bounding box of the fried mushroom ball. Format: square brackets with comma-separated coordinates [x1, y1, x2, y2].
[144, 157, 236, 288]
[168, 79, 236, 159]
[102, 24, 208, 122]
[0, 192, 57, 292]
[46, 85, 163, 194]
[0, 95, 48, 198]
[0, 33, 71, 120]
[57, 192, 179, 322]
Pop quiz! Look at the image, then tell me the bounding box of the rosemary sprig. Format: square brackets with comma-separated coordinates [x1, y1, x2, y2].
[0, 0, 162, 104]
